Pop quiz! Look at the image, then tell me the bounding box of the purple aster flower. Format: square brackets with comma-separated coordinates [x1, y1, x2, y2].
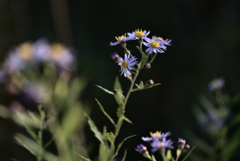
[118, 52, 137, 77]
[151, 137, 173, 153]
[143, 36, 171, 54]
[33, 39, 51, 63]
[208, 77, 225, 91]
[127, 29, 150, 40]
[110, 34, 130, 46]
[142, 131, 171, 142]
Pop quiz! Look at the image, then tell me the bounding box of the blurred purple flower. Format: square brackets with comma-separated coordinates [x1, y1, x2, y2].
[142, 131, 171, 142]
[208, 77, 225, 91]
[151, 137, 174, 153]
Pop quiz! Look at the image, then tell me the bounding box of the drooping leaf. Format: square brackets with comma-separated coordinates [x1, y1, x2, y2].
[95, 99, 115, 126]
[86, 114, 107, 146]
[96, 85, 114, 95]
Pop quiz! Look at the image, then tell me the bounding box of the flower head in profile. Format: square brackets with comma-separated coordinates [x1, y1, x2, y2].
[151, 137, 174, 153]
[142, 131, 171, 142]
[110, 34, 130, 46]
[127, 29, 150, 40]
[135, 144, 148, 154]
[208, 77, 225, 91]
[118, 52, 137, 77]
[143, 36, 171, 54]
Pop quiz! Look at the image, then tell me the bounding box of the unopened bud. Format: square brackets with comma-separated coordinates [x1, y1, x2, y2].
[144, 63, 151, 69]
[111, 53, 120, 63]
[113, 89, 118, 94]
[145, 79, 154, 86]
[178, 138, 186, 150]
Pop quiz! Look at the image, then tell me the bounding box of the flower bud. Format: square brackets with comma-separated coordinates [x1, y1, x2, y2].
[111, 53, 120, 63]
[113, 89, 118, 94]
[145, 79, 154, 86]
[178, 138, 186, 150]
[144, 63, 151, 69]
[135, 144, 150, 158]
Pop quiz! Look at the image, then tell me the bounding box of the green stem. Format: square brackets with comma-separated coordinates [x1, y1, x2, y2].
[37, 106, 44, 161]
[148, 53, 158, 64]
[161, 151, 167, 161]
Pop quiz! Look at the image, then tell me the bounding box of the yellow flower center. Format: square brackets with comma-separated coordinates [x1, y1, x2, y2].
[18, 43, 32, 60]
[150, 40, 159, 48]
[121, 61, 128, 69]
[160, 142, 165, 147]
[115, 34, 126, 42]
[135, 29, 144, 38]
[150, 131, 161, 137]
[51, 44, 64, 61]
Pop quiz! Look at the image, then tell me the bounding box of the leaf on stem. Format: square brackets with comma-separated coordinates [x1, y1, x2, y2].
[96, 85, 114, 95]
[95, 99, 115, 126]
[113, 135, 137, 158]
[114, 77, 125, 105]
[117, 105, 125, 118]
[85, 114, 108, 146]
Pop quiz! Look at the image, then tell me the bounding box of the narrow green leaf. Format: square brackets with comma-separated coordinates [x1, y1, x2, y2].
[121, 150, 127, 161]
[44, 136, 55, 149]
[86, 114, 107, 146]
[76, 153, 92, 161]
[96, 85, 114, 95]
[132, 83, 161, 92]
[117, 105, 125, 118]
[123, 117, 132, 124]
[95, 99, 115, 126]
[15, 136, 36, 156]
[113, 135, 136, 158]
[24, 125, 39, 142]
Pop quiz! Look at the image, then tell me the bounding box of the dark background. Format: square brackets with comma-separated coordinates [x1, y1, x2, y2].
[0, 0, 240, 160]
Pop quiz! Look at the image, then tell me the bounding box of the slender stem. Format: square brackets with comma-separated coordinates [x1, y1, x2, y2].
[37, 106, 44, 161]
[148, 53, 158, 64]
[161, 151, 167, 161]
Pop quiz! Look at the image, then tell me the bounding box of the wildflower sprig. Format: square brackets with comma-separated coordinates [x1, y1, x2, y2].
[90, 29, 172, 161]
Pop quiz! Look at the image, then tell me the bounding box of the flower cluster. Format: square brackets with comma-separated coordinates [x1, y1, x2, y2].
[1, 39, 74, 75]
[110, 29, 172, 77]
[136, 131, 191, 161]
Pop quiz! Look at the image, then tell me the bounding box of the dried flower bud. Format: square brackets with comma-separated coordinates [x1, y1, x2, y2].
[111, 53, 120, 63]
[145, 79, 154, 86]
[144, 63, 151, 69]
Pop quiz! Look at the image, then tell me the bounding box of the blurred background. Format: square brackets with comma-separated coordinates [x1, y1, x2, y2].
[0, 0, 240, 160]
